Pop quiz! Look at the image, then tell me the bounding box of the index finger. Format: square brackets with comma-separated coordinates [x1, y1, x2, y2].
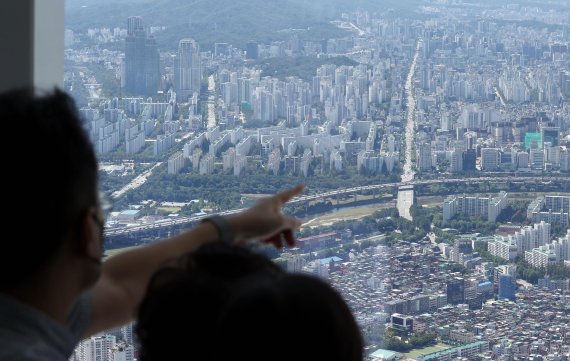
[275, 184, 304, 204]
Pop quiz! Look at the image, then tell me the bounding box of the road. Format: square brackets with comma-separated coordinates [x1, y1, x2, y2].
[494, 86, 507, 106]
[111, 162, 163, 199]
[105, 175, 570, 237]
[402, 40, 421, 183]
[348, 22, 366, 36]
[333, 21, 366, 36]
[427, 232, 437, 244]
[207, 75, 216, 129]
[86, 83, 101, 100]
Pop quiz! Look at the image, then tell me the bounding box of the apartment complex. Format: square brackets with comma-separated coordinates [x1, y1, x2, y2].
[443, 191, 508, 222]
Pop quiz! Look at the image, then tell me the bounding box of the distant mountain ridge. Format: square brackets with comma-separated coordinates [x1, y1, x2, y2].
[65, 0, 421, 50]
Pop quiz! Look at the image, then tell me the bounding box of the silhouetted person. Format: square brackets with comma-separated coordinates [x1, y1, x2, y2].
[0, 88, 303, 361]
[137, 243, 364, 361]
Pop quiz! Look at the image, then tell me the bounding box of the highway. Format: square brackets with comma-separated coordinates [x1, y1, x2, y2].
[104, 175, 570, 237]
[206, 75, 216, 129]
[401, 40, 421, 183]
[494, 86, 507, 106]
[111, 162, 163, 199]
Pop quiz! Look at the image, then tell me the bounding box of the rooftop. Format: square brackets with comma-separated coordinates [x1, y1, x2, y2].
[370, 348, 398, 359]
[119, 210, 140, 215]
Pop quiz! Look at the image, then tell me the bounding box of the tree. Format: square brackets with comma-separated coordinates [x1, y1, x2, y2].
[384, 337, 411, 352]
[409, 333, 437, 348]
[516, 259, 546, 284]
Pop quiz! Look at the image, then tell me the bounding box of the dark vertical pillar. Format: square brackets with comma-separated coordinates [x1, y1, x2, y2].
[0, 1, 34, 92]
[0, 0, 64, 92]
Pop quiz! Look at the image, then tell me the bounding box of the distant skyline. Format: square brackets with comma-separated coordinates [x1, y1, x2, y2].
[65, 0, 570, 48]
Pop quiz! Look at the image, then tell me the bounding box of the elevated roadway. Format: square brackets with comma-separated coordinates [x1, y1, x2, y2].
[105, 175, 570, 237]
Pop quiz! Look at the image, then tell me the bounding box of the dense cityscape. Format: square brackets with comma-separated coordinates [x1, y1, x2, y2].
[64, 0, 570, 360]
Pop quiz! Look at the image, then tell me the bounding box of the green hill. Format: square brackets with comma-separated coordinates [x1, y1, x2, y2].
[255, 56, 359, 81]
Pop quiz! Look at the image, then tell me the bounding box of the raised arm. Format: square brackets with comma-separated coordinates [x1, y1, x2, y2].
[84, 185, 304, 337]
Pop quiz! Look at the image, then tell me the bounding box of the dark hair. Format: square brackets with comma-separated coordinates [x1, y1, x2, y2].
[136, 243, 363, 361]
[0, 88, 97, 287]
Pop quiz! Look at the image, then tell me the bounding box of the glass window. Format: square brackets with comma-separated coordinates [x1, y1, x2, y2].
[65, 0, 570, 359]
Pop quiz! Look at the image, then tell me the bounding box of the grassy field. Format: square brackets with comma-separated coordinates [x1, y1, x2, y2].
[417, 195, 444, 208]
[404, 343, 452, 360]
[156, 207, 182, 214]
[303, 203, 395, 228]
[509, 191, 557, 200]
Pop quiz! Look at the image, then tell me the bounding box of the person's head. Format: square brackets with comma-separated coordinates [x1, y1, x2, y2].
[0, 88, 101, 291]
[136, 243, 363, 361]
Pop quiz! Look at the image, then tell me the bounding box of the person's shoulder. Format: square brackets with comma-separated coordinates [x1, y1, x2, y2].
[67, 291, 92, 338]
[0, 339, 70, 361]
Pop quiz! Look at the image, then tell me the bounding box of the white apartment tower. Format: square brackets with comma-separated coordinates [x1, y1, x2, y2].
[175, 39, 201, 101]
[199, 154, 215, 175]
[167, 151, 185, 175]
[443, 191, 507, 222]
[74, 335, 117, 361]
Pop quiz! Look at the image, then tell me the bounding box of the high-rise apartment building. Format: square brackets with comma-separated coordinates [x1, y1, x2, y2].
[488, 237, 519, 261]
[174, 39, 201, 101]
[527, 195, 570, 226]
[512, 221, 551, 254]
[525, 230, 570, 268]
[552, 232, 570, 263]
[449, 148, 464, 173]
[488, 222, 551, 261]
[168, 151, 185, 175]
[417, 142, 432, 172]
[199, 154, 215, 175]
[124, 17, 160, 96]
[443, 191, 508, 222]
[525, 244, 558, 268]
[73, 335, 116, 361]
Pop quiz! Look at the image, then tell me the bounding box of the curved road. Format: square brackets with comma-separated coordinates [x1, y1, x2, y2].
[105, 175, 570, 237]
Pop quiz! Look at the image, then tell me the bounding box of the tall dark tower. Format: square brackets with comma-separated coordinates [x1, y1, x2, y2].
[124, 17, 160, 96]
[144, 36, 160, 96]
[127, 16, 143, 36]
[246, 40, 258, 60]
